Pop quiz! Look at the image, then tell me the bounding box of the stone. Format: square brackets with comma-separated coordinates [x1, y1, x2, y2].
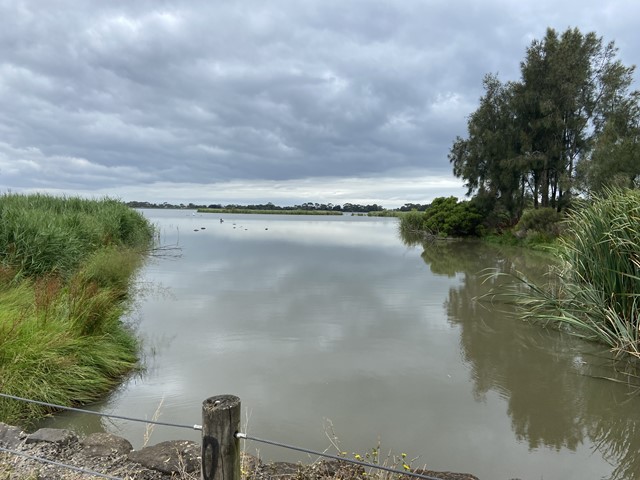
[0, 422, 23, 449]
[409, 469, 480, 480]
[25, 428, 77, 446]
[128, 440, 200, 474]
[80, 432, 133, 457]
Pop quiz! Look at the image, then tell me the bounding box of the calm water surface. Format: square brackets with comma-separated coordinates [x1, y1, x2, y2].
[44, 209, 640, 480]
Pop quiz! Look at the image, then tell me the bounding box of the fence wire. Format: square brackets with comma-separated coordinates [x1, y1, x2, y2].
[0, 392, 202, 430]
[237, 433, 445, 480]
[2, 392, 450, 480]
[0, 446, 125, 480]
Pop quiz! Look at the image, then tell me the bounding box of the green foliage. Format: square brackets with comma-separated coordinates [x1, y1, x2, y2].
[398, 210, 426, 236]
[0, 275, 139, 424]
[0, 194, 152, 424]
[398, 198, 484, 239]
[0, 194, 154, 279]
[198, 208, 342, 215]
[450, 27, 639, 217]
[422, 197, 484, 237]
[514, 207, 564, 243]
[576, 97, 640, 194]
[501, 189, 640, 358]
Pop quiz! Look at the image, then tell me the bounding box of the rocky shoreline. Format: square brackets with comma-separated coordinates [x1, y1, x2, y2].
[0, 423, 479, 480]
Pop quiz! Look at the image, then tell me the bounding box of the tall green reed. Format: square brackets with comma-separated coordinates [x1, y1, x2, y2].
[491, 188, 640, 358]
[0, 193, 153, 279]
[0, 194, 153, 424]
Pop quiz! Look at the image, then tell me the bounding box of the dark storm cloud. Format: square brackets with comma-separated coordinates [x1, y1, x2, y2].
[0, 0, 638, 204]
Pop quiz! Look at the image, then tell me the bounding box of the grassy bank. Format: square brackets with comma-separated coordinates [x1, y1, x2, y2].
[198, 208, 342, 215]
[0, 194, 155, 424]
[497, 189, 640, 358]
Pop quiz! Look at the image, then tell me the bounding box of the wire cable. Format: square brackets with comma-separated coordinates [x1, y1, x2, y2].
[0, 446, 125, 480]
[2, 392, 452, 480]
[0, 392, 202, 431]
[236, 432, 445, 480]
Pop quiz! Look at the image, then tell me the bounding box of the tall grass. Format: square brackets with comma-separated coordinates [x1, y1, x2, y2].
[0, 193, 154, 279]
[398, 210, 426, 236]
[0, 194, 154, 424]
[498, 188, 640, 358]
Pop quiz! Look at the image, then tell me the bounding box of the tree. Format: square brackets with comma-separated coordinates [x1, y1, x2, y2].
[450, 74, 523, 220]
[449, 27, 639, 218]
[577, 90, 640, 193]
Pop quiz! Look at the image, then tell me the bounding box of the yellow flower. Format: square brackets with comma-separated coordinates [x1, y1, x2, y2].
[403, 464, 410, 471]
[354, 454, 362, 460]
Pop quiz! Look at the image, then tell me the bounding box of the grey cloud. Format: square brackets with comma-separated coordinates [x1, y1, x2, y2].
[0, 0, 638, 202]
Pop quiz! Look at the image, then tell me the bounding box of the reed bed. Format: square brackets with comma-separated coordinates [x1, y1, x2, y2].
[494, 189, 640, 358]
[0, 194, 154, 424]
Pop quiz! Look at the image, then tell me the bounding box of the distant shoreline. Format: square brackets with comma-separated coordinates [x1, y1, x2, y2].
[197, 208, 343, 215]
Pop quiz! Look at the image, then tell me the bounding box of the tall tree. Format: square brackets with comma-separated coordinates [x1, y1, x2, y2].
[450, 27, 639, 217]
[450, 74, 523, 219]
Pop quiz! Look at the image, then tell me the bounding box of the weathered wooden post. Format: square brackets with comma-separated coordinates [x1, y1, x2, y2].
[201, 395, 241, 480]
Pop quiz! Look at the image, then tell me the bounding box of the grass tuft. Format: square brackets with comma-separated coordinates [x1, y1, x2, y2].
[0, 194, 154, 424]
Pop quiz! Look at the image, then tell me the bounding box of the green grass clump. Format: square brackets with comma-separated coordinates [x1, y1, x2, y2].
[501, 188, 640, 358]
[0, 193, 154, 279]
[0, 194, 154, 424]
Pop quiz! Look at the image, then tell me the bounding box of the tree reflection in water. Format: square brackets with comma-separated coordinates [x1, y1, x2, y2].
[402, 234, 640, 480]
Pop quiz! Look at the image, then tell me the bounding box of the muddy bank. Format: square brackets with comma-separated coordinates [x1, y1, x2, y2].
[0, 423, 480, 480]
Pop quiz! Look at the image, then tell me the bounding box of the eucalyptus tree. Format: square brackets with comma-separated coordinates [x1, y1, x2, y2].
[450, 27, 639, 217]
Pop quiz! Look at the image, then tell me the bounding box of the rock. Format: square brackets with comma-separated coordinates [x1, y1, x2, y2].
[80, 432, 133, 457]
[25, 428, 77, 446]
[0, 422, 23, 449]
[128, 439, 200, 474]
[409, 468, 480, 480]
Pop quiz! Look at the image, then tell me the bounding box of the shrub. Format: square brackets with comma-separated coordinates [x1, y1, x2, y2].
[514, 207, 564, 240]
[422, 197, 484, 237]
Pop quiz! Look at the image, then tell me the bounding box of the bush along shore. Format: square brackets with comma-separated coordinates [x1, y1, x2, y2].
[400, 189, 640, 360]
[0, 194, 155, 426]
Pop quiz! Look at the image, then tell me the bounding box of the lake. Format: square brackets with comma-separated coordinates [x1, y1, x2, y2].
[43, 209, 640, 480]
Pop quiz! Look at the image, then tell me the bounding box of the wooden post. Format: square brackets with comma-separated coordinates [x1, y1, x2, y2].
[201, 395, 241, 480]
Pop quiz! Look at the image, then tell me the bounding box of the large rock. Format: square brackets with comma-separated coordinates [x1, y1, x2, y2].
[0, 422, 23, 449]
[80, 432, 133, 457]
[25, 428, 77, 446]
[128, 440, 200, 474]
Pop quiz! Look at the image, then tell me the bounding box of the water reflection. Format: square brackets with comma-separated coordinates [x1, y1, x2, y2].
[405, 235, 640, 480]
[38, 212, 640, 480]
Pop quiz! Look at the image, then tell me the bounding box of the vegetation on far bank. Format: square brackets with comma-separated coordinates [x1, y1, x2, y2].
[197, 207, 342, 215]
[0, 194, 155, 425]
[129, 200, 385, 213]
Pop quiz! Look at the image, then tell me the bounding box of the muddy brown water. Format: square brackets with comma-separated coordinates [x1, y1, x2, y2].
[41, 209, 640, 480]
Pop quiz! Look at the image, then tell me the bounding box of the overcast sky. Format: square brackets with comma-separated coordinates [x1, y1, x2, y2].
[1, 0, 638, 208]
